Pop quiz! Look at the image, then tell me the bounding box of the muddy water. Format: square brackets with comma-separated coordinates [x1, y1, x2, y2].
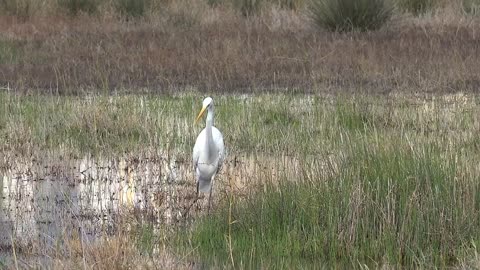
[0, 152, 306, 251]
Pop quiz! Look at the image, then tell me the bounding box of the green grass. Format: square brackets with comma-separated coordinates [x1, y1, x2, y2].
[0, 0, 34, 18]
[176, 136, 480, 268]
[0, 93, 333, 156]
[134, 224, 156, 256]
[0, 40, 22, 65]
[0, 94, 198, 156]
[233, 0, 263, 16]
[309, 0, 393, 32]
[115, 0, 150, 18]
[395, 0, 436, 16]
[173, 93, 479, 269]
[463, 0, 480, 16]
[57, 0, 100, 16]
[1, 92, 478, 156]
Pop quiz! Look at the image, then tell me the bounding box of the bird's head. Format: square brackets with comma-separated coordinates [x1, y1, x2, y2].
[195, 97, 213, 124]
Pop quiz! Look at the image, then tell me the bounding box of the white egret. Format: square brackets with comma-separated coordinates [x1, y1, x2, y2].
[192, 97, 225, 213]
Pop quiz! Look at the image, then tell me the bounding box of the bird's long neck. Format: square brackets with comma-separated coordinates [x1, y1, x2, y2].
[205, 107, 214, 158]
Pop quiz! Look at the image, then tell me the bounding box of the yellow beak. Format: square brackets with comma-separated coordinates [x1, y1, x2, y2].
[195, 106, 207, 124]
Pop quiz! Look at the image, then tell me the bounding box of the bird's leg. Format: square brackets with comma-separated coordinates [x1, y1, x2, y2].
[207, 187, 213, 215]
[181, 180, 200, 219]
[207, 178, 214, 215]
[196, 181, 199, 198]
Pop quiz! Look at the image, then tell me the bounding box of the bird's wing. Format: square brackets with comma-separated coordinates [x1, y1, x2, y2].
[192, 129, 205, 170]
[212, 127, 225, 172]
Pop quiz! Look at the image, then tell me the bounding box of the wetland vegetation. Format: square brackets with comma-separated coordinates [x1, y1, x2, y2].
[1, 93, 480, 269]
[1, 0, 480, 269]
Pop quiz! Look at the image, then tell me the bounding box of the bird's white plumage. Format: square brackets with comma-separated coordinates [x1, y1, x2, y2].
[192, 97, 225, 194]
[193, 127, 224, 192]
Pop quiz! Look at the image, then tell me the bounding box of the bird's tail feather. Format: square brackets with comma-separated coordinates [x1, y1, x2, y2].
[198, 177, 212, 193]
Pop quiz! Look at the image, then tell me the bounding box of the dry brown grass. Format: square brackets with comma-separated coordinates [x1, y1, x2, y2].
[0, 1, 479, 94]
[56, 232, 189, 270]
[2, 231, 191, 269]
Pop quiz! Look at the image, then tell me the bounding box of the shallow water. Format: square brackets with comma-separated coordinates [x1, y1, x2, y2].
[0, 153, 198, 250]
[0, 150, 309, 255]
